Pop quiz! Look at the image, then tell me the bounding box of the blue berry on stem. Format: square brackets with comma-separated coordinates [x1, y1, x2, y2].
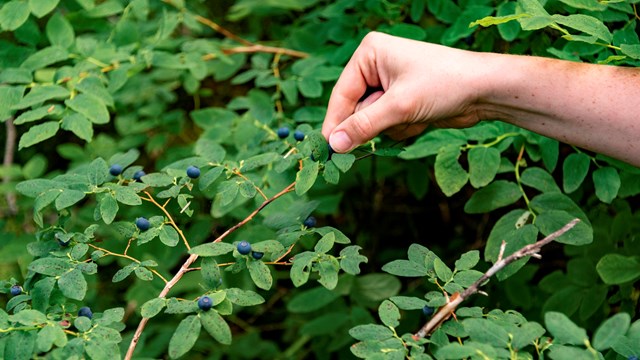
[10, 285, 21, 296]
[136, 217, 150, 232]
[277, 126, 290, 139]
[252, 251, 264, 260]
[198, 296, 213, 311]
[186, 165, 201, 179]
[422, 305, 434, 316]
[629, 356, 639, 360]
[109, 164, 123, 176]
[303, 216, 316, 228]
[133, 170, 146, 181]
[294, 130, 305, 141]
[78, 306, 93, 319]
[237, 240, 251, 255]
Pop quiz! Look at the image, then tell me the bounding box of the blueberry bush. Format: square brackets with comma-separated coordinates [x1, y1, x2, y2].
[1, 0, 639, 359]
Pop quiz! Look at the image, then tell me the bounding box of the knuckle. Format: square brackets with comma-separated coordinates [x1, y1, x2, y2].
[350, 111, 375, 140]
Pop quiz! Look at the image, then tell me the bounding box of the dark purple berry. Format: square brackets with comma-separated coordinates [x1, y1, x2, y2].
[628, 356, 639, 360]
[133, 170, 146, 181]
[109, 164, 123, 176]
[277, 127, 290, 139]
[252, 251, 264, 260]
[294, 130, 305, 141]
[303, 216, 316, 228]
[135, 217, 150, 232]
[10, 285, 21, 296]
[237, 241, 251, 255]
[422, 306, 434, 316]
[198, 296, 213, 311]
[328, 144, 335, 158]
[78, 306, 93, 319]
[186, 166, 200, 179]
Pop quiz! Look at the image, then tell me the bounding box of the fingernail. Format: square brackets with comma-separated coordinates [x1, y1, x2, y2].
[330, 131, 353, 153]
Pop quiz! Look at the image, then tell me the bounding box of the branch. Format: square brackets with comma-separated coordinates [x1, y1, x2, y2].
[3, 117, 18, 216]
[124, 181, 296, 360]
[413, 218, 581, 339]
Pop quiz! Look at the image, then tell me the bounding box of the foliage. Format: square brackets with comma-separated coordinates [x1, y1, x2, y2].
[1, 0, 639, 359]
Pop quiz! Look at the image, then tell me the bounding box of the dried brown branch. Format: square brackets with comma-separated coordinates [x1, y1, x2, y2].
[413, 218, 581, 339]
[3, 118, 18, 215]
[124, 181, 296, 360]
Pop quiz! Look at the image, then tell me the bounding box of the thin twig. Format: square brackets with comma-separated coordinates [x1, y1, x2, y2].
[124, 181, 296, 360]
[413, 218, 580, 339]
[222, 45, 309, 58]
[86, 244, 168, 284]
[141, 192, 191, 250]
[3, 117, 18, 215]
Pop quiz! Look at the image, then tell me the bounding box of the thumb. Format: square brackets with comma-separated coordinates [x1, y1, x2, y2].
[329, 92, 404, 153]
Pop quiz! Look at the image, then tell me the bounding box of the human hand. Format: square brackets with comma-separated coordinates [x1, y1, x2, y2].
[322, 32, 489, 153]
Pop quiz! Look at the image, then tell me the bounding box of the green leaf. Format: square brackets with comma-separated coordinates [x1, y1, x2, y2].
[592, 166, 620, 203]
[349, 324, 394, 341]
[12, 309, 47, 325]
[216, 180, 239, 206]
[547, 345, 593, 359]
[20, 46, 69, 71]
[545, 311, 588, 345]
[13, 85, 69, 110]
[18, 121, 60, 149]
[114, 186, 141, 206]
[141, 173, 173, 187]
[339, 245, 368, 275]
[317, 256, 339, 290]
[290, 252, 316, 287]
[29, 0, 59, 18]
[55, 189, 86, 210]
[435, 146, 468, 196]
[57, 269, 87, 301]
[199, 310, 232, 345]
[331, 153, 356, 172]
[389, 296, 428, 310]
[46, 11, 74, 48]
[454, 250, 479, 271]
[297, 77, 323, 98]
[435, 343, 476, 359]
[28, 257, 72, 276]
[159, 225, 180, 247]
[535, 210, 592, 245]
[112, 263, 136, 283]
[189, 242, 235, 257]
[287, 286, 339, 313]
[378, 300, 400, 328]
[511, 322, 546, 350]
[168, 315, 201, 359]
[224, 288, 265, 306]
[434, 258, 453, 282]
[382, 260, 428, 277]
[0, 85, 24, 119]
[470, 13, 528, 27]
[530, 192, 590, 224]
[562, 153, 590, 193]
[400, 129, 467, 159]
[314, 232, 335, 253]
[247, 259, 272, 290]
[0, 0, 31, 31]
[596, 254, 640, 285]
[199, 167, 224, 191]
[295, 159, 319, 195]
[322, 160, 339, 184]
[552, 14, 612, 43]
[464, 180, 522, 214]
[65, 94, 110, 124]
[521, 167, 561, 193]
[135, 266, 153, 281]
[468, 147, 501, 188]
[592, 313, 630, 351]
[463, 318, 510, 347]
[61, 113, 93, 142]
[99, 193, 118, 224]
[5, 330, 36, 360]
[201, 257, 221, 289]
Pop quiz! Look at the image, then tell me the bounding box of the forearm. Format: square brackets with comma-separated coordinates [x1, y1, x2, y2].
[475, 53, 640, 167]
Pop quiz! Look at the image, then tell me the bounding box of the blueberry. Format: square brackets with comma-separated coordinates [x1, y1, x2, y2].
[133, 170, 146, 181]
[237, 241, 251, 255]
[629, 356, 639, 360]
[58, 238, 70, 247]
[328, 143, 335, 158]
[277, 127, 290, 139]
[252, 251, 264, 260]
[422, 305, 434, 316]
[135, 217, 150, 232]
[303, 216, 316, 228]
[109, 164, 123, 176]
[78, 306, 93, 319]
[198, 296, 213, 311]
[10, 285, 21, 296]
[186, 166, 201, 179]
[294, 130, 305, 141]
